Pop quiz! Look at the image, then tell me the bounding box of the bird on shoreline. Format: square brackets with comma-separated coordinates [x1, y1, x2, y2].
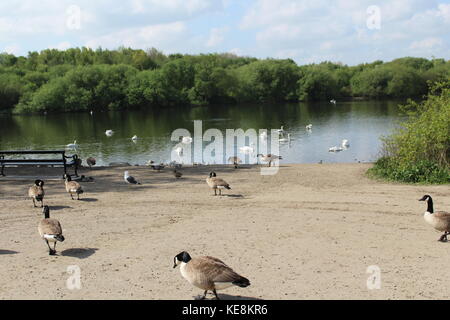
[29, 179, 45, 208]
[420, 195, 450, 242]
[38, 206, 65, 256]
[228, 156, 242, 169]
[64, 174, 84, 200]
[86, 157, 96, 168]
[173, 251, 250, 300]
[124, 171, 141, 185]
[257, 154, 282, 167]
[206, 172, 231, 196]
[173, 170, 183, 179]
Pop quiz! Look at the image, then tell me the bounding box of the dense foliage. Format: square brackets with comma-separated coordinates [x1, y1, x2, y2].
[368, 80, 450, 184]
[0, 47, 449, 113]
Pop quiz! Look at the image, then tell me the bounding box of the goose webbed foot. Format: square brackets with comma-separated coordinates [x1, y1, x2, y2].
[49, 249, 56, 255]
[195, 291, 208, 300]
[439, 232, 449, 242]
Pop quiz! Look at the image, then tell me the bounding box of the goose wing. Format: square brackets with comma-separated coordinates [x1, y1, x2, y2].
[434, 211, 450, 219]
[193, 256, 244, 283]
[211, 178, 230, 187]
[127, 175, 139, 184]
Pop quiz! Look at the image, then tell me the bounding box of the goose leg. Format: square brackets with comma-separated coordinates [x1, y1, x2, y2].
[32, 198, 36, 208]
[45, 240, 55, 255]
[70, 192, 74, 200]
[213, 289, 220, 300]
[53, 242, 57, 253]
[77, 193, 80, 200]
[214, 189, 217, 196]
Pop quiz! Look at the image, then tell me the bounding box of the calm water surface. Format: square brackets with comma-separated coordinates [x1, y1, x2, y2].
[0, 101, 404, 166]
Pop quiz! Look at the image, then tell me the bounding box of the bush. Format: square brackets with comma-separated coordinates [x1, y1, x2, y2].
[368, 80, 450, 184]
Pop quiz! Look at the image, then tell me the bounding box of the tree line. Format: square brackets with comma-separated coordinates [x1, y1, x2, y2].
[0, 47, 449, 113]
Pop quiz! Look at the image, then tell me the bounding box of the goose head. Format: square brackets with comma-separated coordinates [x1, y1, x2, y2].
[173, 251, 192, 268]
[63, 174, 71, 182]
[209, 172, 217, 178]
[35, 179, 44, 187]
[42, 205, 50, 219]
[419, 194, 432, 202]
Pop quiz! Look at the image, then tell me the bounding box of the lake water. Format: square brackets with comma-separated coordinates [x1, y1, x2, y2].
[0, 100, 404, 166]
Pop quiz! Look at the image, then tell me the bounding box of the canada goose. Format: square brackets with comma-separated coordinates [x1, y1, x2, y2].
[173, 251, 250, 300]
[105, 130, 114, 137]
[342, 139, 350, 148]
[182, 136, 193, 144]
[306, 124, 312, 130]
[206, 172, 231, 196]
[63, 174, 83, 200]
[228, 156, 242, 169]
[173, 170, 183, 179]
[38, 206, 65, 255]
[257, 154, 282, 167]
[329, 146, 343, 152]
[419, 195, 450, 242]
[29, 179, 45, 208]
[66, 140, 78, 149]
[124, 171, 141, 185]
[86, 157, 96, 168]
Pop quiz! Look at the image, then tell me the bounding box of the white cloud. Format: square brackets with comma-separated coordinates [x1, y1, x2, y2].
[410, 37, 443, 50]
[3, 44, 21, 55]
[206, 27, 229, 47]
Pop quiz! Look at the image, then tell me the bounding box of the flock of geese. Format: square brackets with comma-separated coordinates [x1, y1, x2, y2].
[22, 120, 450, 299]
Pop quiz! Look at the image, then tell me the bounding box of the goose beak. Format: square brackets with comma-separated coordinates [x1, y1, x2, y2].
[173, 257, 178, 268]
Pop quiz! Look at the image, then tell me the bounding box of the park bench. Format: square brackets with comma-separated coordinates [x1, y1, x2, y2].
[0, 150, 79, 178]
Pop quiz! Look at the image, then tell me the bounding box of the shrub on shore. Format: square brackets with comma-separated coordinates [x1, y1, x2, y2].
[368, 80, 450, 184]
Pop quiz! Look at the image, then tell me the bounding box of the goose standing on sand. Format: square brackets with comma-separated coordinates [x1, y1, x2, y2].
[173, 251, 250, 300]
[105, 130, 114, 137]
[228, 156, 242, 169]
[124, 171, 141, 185]
[173, 170, 183, 179]
[64, 174, 84, 200]
[66, 140, 78, 150]
[257, 154, 282, 167]
[86, 157, 96, 168]
[419, 195, 450, 242]
[38, 206, 65, 255]
[29, 179, 45, 208]
[206, 172, 231, 196]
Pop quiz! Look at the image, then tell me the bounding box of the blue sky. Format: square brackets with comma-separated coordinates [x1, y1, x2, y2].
[1, 0, 449, 65]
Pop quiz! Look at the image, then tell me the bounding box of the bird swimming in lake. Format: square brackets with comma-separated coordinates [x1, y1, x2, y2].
[182, 136, 193, 144]
[124, 171, 141, 185]
[29, 179, 45, 208]
[66, 140, 78, 150]
[279, 133, 291, 143]
[131, 135, 138, 141]
[173, 251, 250, 300]
[276, 126, 285, 135]
[342, 139, 350, 148]
[420, 195, 450, 242]
[306, 124, 312, 130]
[105, 130, 114, 137]
[329, 146, 343, 152]
[38, 206, 65, 256]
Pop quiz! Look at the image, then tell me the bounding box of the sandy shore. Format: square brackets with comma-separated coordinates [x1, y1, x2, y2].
[0, 163, 449, 300]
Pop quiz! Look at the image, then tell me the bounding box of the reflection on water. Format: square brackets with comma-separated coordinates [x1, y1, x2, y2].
[0, 100, 404, 166]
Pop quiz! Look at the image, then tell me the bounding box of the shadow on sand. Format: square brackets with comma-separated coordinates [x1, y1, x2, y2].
[194, 293, 263, 300]
[49, 205, 72, 211]
[61, 248, 98, 259]
[78, 198, 98, 202]
[0, 250, 19, 255]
